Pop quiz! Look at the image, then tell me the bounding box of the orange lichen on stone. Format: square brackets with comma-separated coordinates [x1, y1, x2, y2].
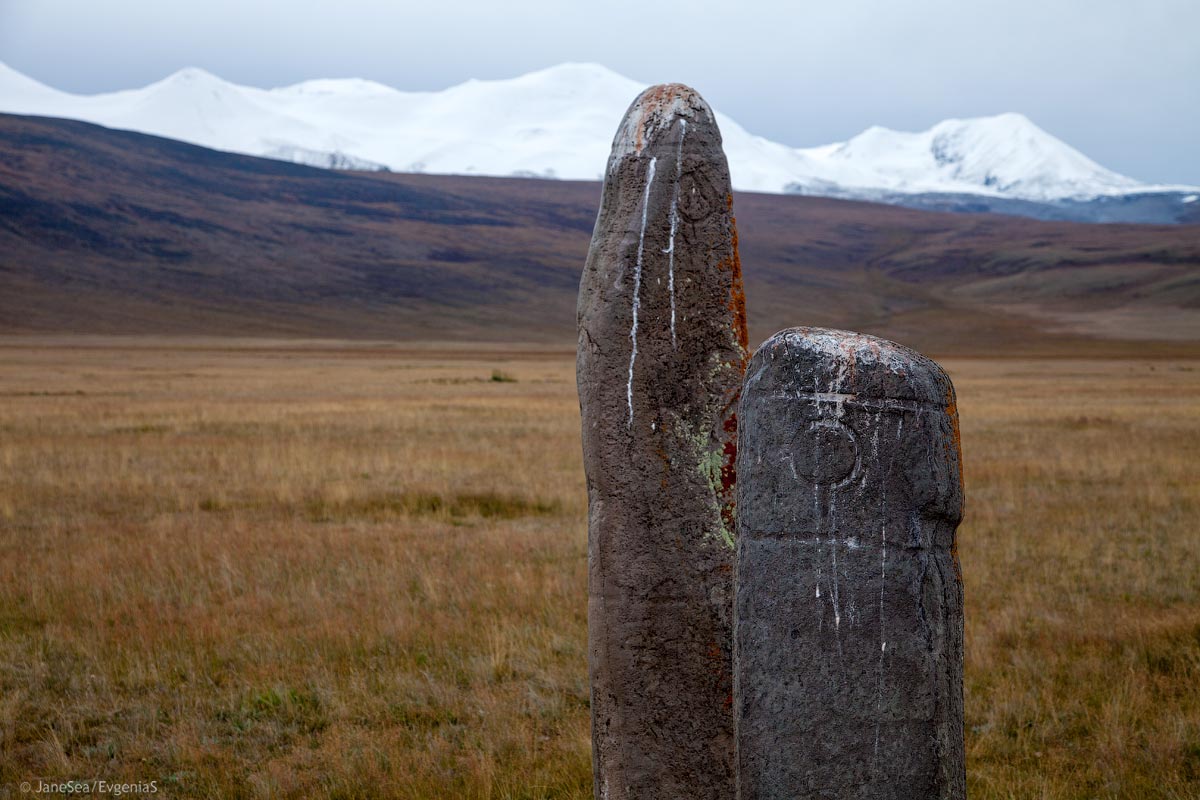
[721, 197, 750, 354]
[718, 409, 739, 536]
[655, 443, 671, 490]
[944, 384, 963, 482]
[627, 83, 702, 155]
[720, 412, 739, 494]
[714, 198, 747, 546]
[945, 382, 964, 584]
[836, 338, 860, 388]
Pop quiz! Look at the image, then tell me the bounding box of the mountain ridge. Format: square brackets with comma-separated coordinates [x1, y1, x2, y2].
[2, 60, 1195, 223]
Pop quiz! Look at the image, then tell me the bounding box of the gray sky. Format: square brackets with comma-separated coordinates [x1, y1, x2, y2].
[2, 0, 1197, 184]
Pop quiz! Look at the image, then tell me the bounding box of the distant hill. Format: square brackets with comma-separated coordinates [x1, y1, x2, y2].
[2, 61, 1198, 224]
[1, 113, 1197, 354]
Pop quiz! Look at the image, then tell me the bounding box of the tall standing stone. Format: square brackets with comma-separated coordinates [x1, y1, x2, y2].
[577, 84, 748, 799]
[735, 327, 965, 799]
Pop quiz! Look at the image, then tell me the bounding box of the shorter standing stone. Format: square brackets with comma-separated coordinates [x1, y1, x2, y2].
[735, 327, 965, 800]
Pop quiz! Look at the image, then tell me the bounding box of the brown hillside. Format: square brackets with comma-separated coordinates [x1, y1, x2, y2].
[1, 113, 1197, 354]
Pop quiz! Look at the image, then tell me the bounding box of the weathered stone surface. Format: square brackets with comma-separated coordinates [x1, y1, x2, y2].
[735, 327, 965, 800]
[577, 84, 748, 800]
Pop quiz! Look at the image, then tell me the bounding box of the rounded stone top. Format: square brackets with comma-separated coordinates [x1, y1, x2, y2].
[611, 83, 719, 158]
[746, 327, 954, 407]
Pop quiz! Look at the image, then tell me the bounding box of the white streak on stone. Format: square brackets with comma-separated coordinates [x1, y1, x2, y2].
[823, 365, 843, 635]
[874, 524, 888, 769]
[626, 156, 657, 428]
[871, 414, 881, 462]
[662, 119, 686, 348]
[813, 482, 822, 596]
[831, 543, 841, 630]
[833, 353, 850, 420]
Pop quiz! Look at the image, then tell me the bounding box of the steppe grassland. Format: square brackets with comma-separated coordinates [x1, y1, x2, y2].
[0, 340, 1196, 799]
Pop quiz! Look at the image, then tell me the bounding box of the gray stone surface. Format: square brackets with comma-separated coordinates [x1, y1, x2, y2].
[735, 327, 965, 800]
[577, 84, 748, 800]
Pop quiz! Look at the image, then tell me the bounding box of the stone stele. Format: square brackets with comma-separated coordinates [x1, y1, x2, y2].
[735, 327, 965, 800]
[576, 84, 749, 800]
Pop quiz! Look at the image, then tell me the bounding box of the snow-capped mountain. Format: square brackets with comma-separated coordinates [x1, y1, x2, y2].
[0, 61, 1191, 205]
[786, 113, 1147, 200]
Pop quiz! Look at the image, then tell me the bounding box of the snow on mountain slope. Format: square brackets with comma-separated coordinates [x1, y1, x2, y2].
[0, 61, 1186, 201]
[803, 113, 1144, 199]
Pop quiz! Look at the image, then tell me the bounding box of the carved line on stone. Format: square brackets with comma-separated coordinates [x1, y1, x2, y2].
[627, 155, 657, 428]
[663, 118, 686, 350]
[742, 530, 953, 550]
[768, 391, 946, 414]
[874, 522, 887, 771]
[742, 531, 868, 546]
[825, 362, 852, 640]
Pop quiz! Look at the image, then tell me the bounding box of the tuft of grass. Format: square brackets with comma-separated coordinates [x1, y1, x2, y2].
[303, 491, 560, 522]
[490, 369, 518, 383]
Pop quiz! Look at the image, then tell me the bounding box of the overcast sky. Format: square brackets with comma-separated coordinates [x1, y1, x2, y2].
[2, 0, 1197, 184]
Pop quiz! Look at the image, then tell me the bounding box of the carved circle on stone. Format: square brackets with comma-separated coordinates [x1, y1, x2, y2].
[677, 169, 719, 222]
[787, 420, 859, 486]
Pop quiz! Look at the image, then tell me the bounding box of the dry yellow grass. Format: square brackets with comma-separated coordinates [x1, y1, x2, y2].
[0, 339, 1196, 799]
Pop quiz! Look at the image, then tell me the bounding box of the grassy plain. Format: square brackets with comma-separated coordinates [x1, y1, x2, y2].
[0, 339, 1197, 799]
